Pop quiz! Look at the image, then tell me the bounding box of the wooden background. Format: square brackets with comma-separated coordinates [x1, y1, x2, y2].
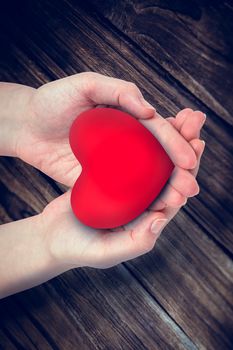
[0, 1, 232, 349]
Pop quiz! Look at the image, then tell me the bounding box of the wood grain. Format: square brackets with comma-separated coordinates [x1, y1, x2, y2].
[0, 1, 232, 349]
[87, 0, 233, 125]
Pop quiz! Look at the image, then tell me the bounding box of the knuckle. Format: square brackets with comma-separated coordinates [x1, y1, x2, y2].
[117, 82, 141, 104]
[79, 72, 101, 97]
[79, 71, 98, 79]
[142, 238, 155, 253]
[177, 108, 193, 118]
[126, 82, 139, 93]
[186, 177, 199, 196]
[170, 191, 185, 207]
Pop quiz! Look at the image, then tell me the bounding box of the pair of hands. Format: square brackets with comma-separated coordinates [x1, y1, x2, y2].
[12, 72, 205, 270]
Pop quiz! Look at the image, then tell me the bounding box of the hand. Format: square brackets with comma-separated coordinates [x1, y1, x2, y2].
[15, 72, 198, 187]
[150, 108, 206, 211]
[15, 72, 156, 186]
[38, 107, 205, 270]
[150, 108, 205, 224]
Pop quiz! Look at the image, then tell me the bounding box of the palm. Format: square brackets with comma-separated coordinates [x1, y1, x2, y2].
[17, 83, 95, 186]
[43, 191, 133, 268]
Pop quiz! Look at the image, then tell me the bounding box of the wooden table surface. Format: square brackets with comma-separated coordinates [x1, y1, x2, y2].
[0, 1, 232, 349]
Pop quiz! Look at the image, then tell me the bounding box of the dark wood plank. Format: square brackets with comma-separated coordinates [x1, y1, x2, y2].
[0, 202, 11, 224]
[0, 158, 58, 217]
[125, 212, 233, 349]
[20, 267, 197, 350]
[0, 329, 18, 350]
[0, 290, 93, 350]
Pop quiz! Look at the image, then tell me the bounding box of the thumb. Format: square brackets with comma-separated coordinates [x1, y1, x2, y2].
[93, 211, 167, 268]
[127, 210, 168, 257]
[74, 72, 155, 118]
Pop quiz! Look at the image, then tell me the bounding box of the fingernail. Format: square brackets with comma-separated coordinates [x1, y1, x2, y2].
[150, 219, 167, 237]
[201, 114, 207, 127]
[200, 140, 205, 155]
[194, 184, 200, 196]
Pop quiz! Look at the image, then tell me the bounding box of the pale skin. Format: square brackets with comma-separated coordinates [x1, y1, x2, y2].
[0, 72, 206, 298]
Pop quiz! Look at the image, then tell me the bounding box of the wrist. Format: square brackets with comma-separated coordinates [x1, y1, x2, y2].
[0, 83, 36, 157]
[0, 213, 69, 298]
[37, 210, 79, 272]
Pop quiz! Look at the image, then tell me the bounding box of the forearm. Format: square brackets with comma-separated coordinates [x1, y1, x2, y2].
[0, 83, 35, 156]
[0, 214, 67, 299]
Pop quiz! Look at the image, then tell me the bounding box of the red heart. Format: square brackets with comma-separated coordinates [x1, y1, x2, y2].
[69, 108, 174, 229]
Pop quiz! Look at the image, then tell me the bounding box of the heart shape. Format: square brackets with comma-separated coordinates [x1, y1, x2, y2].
[69, 108, 174, 229]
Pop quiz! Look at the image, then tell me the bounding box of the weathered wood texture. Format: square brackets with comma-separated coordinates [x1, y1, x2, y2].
[0, 1, 232, 349]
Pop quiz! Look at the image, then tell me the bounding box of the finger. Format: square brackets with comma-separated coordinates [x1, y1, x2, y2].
[140, 113, 197, 169]
[149, 197, 167, 211]
[168, 167, 200, 197]
[175, 108, 194, 130]
[125, 210, 165, 233]
[161, 205, 180, 224]
[168, 109, 206, 141]
[94, 211, 167, 267]
[150, 183, 187, 209]
[190, 139, 205, 177]
[160, 139, 205, 222]
[79, 72, 155, 118]
[149, 156, 200, 212]
[180, 111, 206, 141]
[166, 116, 176, 127]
